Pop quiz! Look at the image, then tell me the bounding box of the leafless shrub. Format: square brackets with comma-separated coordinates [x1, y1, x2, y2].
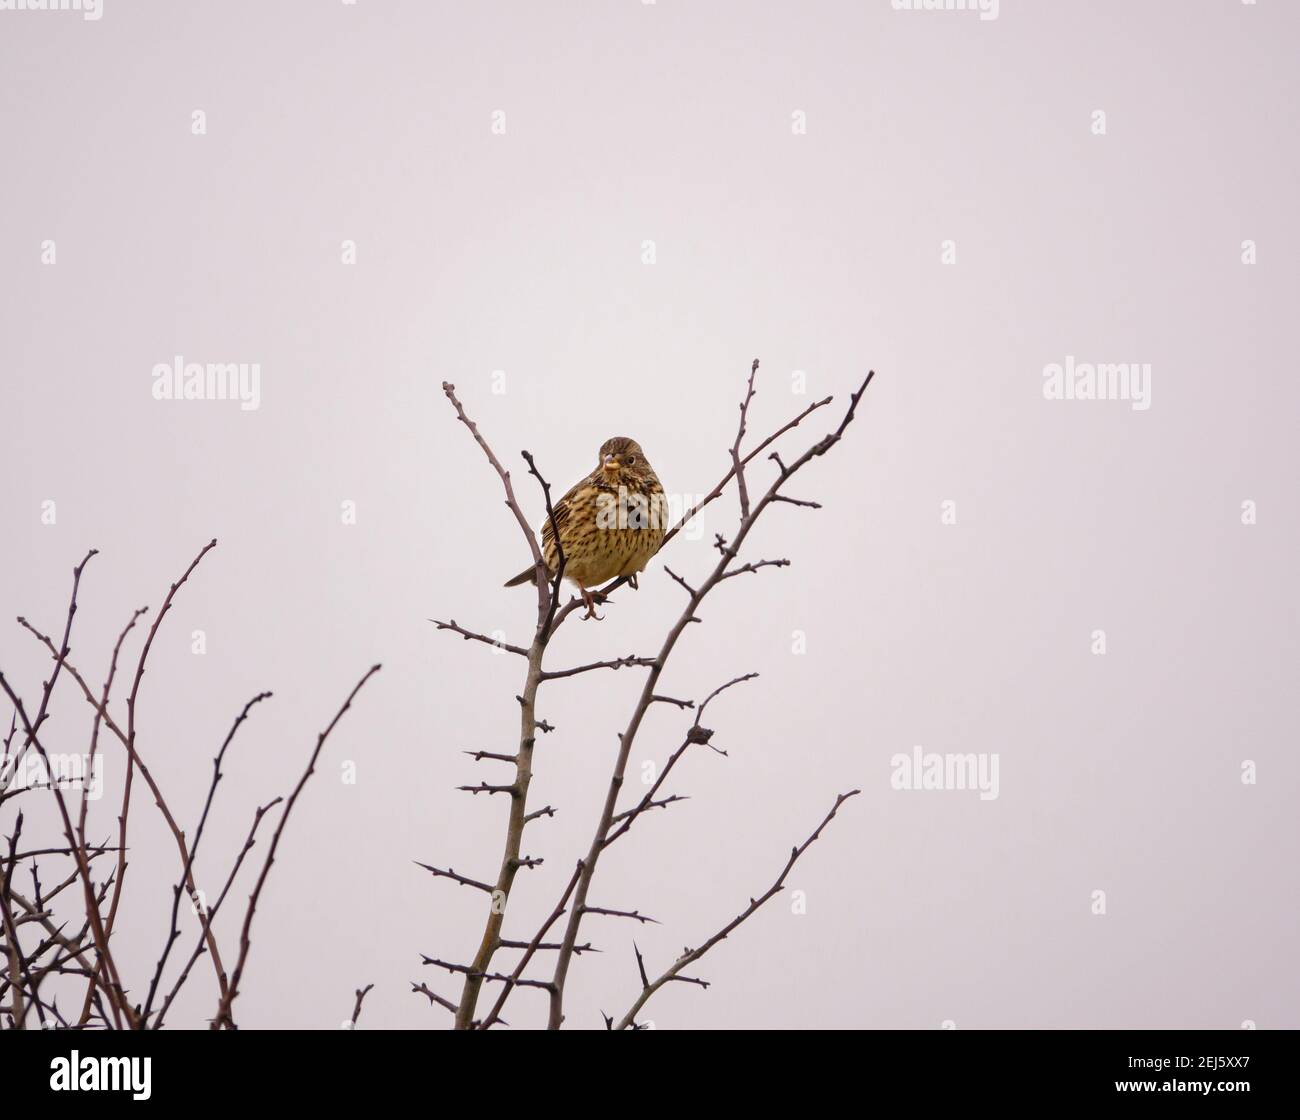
[2, 358, 874, 1032]
[425, 359, 874, 1029]
[0, 543, 379, 1029]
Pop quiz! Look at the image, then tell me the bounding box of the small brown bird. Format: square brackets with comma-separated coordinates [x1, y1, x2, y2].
[505, 437, 666, 618]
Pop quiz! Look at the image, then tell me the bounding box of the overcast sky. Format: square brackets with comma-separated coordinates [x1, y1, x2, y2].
[2, 0, 1296, 1029]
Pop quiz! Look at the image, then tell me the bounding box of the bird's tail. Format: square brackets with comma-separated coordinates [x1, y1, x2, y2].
[503, 564, 540, 588]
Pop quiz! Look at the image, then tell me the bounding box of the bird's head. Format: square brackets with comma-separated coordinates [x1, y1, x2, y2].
[597, 436, 658, 487]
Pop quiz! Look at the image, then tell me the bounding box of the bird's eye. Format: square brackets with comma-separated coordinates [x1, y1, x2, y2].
[625, 454, 637, 465]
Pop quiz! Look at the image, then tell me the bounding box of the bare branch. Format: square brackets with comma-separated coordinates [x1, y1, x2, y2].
[696, 673, 760, 719]
[581, 906, 659, 925]
[662, 566, 696, 597]
[436, 388, 579, 1030]
[424, 957, 553, 989]
[539, 654, 657, 682]
[730, 358, 760, 519]
[348, 983, 374, 1027]
[464, 749, 517, 765]
[412, 981, 458, 1014]
[499, 938, 596, 955]
[613, 789, 860, 1029]
[771, 494, 822, 510]
[2, 550, 135, 1026]
[660, 391, 834, 550]
[602, 673, 757, 849]
[545, 368, 876, 1028]
[141, 690, 273, 1024]
[62, 539, 225, 1017]
[718, 558, 791, 581]
[153, 795, 282, 1029]
[440, 382, 542, 567]
[430, 619, 527, 657]
[521, 449, 568, 640]
[431, 361, 875, 1032]
[213, 663, 381, 1029]
[457, 782, 516, 797]
[415, 863, 494, 893]
[476, 861, 584, 1031]
[633, 941, 650, 990]
[610, 794, 688, 824]
[649, 695, 694, 710]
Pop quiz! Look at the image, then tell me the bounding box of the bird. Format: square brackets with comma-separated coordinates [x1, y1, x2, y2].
[504, 436, 666, 619]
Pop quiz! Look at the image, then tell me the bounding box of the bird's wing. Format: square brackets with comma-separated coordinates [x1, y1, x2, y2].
[541, 475, 595, 550]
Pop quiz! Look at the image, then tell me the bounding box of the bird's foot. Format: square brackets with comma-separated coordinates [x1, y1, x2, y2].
[580, 587, 606, 621]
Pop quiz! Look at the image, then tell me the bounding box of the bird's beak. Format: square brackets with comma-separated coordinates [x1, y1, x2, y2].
[602, 454, 620, 474]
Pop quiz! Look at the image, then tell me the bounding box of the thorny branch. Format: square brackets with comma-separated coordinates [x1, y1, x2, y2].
[612, 789, 860, 1029]
[348, 983, 374, 1028]
[213, 663, 381, 1030]
[426, 360, 875, 1029]
[435, 382, 574, 1029]
[0, 545, 380, 1031]
[544, 367, 874, 1028]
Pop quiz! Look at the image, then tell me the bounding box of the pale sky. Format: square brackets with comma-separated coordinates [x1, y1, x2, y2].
[1, 0, 1296, 1029]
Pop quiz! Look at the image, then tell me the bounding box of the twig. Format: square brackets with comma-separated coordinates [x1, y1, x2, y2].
[661, 566, 696, 597]
[435, 389, 582, 1029]
[730, 358, 760, 519]
[415, 863, 494, 893]
[431, 361, 875, 1031]
[476, 861, 584, 1030]
[457, 782, 516, 797]
[659, 392, 835, 550]
[718, 558, 791, 581]
[153, 797, 282, 1029]
[499, 939, 596, 955]
[423, 957, 553, 989]
[523, 805, 556, 824]
[212, 664, 381, 1029]
[429, 619, 527, 657]
[412, 981, 458, 1015]
[521, 449, 568, 640]
[2, 551, 134, 1026]
[464, 749, 517, 764]
[581, 906, 659, 925]
[440, 382, 542, 567]
[348, 983, 374, 1027]
[545, 369, 875, 1028]
[539, 655, 657, 681]
[613, 790, 860, 1029]
[141, 690, 272, 1024]
[603, 674, 754, 849]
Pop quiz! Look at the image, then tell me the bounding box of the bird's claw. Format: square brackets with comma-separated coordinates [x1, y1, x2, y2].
[580, 588, 607, 621]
